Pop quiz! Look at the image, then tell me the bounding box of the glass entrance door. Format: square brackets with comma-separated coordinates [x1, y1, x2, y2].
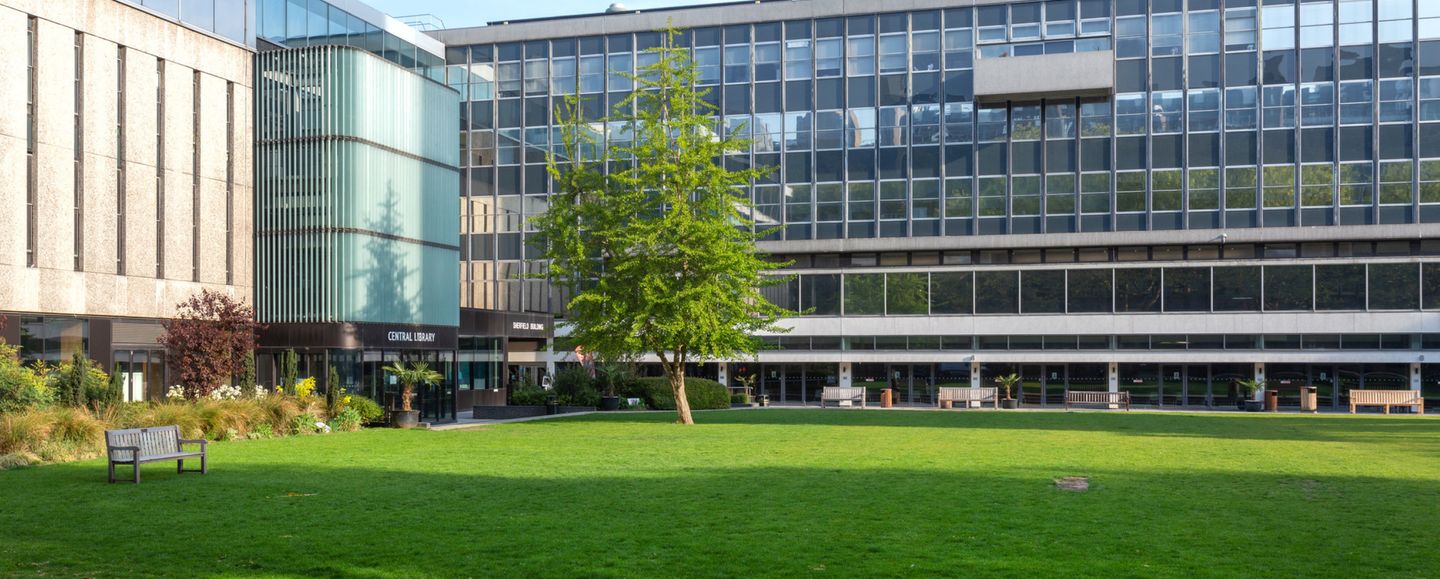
[1020, 365, 1044, 405]
[911, 364, 934, 406]
[1044, 365, 1066, 406]
[1186, 365, 1210, 407]
[1159, 365, 1185, 407]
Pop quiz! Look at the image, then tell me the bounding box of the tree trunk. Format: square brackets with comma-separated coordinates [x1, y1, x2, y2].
[667, 366, 694, 425]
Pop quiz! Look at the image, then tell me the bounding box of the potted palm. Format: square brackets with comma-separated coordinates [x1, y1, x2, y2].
[994, 373, 1021, 409]
[1236, 379, 1265, 412]
[382, 361, 443, 428]
[595, 362, 630, 411]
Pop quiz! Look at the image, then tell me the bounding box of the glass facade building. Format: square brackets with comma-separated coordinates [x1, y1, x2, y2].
[255, 0, 446, 81]
[432, 0, 1440, 411]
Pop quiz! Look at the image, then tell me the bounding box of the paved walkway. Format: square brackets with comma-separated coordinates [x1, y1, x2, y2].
[425, 404, 1419, 429]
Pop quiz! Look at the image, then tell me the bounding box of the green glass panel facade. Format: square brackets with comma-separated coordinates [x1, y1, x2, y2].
[257, 46, 460, 326]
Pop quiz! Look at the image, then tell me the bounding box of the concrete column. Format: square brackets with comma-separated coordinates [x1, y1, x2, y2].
[1254, 363, 1266, 400]
[716, 362, 728, 386]
[838, 362, 852, 388]
[1410, 362, 1422, 391]
[970, 361, 982, 388]
[1107, 362, 1118, 392]
[545, 341, 557, 377]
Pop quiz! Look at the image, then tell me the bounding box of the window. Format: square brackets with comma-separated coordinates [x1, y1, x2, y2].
[1226, 86, 1258, 130]
[1301, 164, 1336, 206]
[847, 35, 875, 75]
[1370, 263, 1420, 309]
[1190, 10, 1221, 54]
[1340, 0, 1374, 45]
[1300, 82, 1335, 126]
[847, 108, 877, 147]
[784, 111, 812, 150]
[1080, 0, 1110, 35]
[1152, 169, 1182, 211]
[931, 272, 973, 314]
[913, 180, 941, 219]
[913, 29, 941, 71]
[844, 274, 884, 315]
[1379, 78, 1414, 123]
[1261, 2, 1296, 51]
[978, 176, 1006, 216]
[1067, 269, 1112, 312]
[945, 177, 973, 217]
[879, 106, 908, 146]
[975, 271, 1019, 313]
[1316, 264, 1366, 310]
[1263, 85, 1296, 129]
[1081, 172, 1110, 213]
[1046, 173, 1076, 215]
[880, 181, 907, 220]
[1116, 93, 1147, 135]
[1264, 265, 1314, 311]
[579, 54, 605, 92]
[497, 61, 521, 98]
[1300, 1, 1335, 49]
[551, 56, 575, 94]
[887, 273, 930, 315]
[1152, 91, 1183, 133]
[1116, 171, 1146, 212]
[755, 41, 781, 82]
[1190, 168, 1220, 210]
[848, 182, 875, 221]
[1226, 7, 1258, 51]
[879, 33, 907, 74]
[816, 38, 842, 77]
[1379, 160, 1413, 204]
[1116, 15, 1146, 58]
[1226, 166, 1258, 209]
[786, 184, 812, 224]
[1189, 88, 1222, 131]
[1215, 266, 1262, 311]
[1340, 161, 1375, 205]
[816, 183, 843, 222]
[1012, 175, 1041, 215]
[944, 102, 974, 143]
[1262, 165, 1296, 208]
[1116, 268, 1162, 312]
[1340, 80, 1374, 124]
[785, 39, 811, 80]
[1152, 13, 1183, 57]
[723, 44, 748, 84]
[1011, 2, 1042, 41]
[694, 47, 720, 85]
[1378, 0, 1414, 43]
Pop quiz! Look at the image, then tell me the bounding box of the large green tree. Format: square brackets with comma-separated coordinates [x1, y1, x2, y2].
[534, 29, 792, 424]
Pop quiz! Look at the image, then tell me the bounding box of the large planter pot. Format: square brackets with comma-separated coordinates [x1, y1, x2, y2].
[600, 396, 622, 411]
[1001, 398, 1019, 409]
[391, 410, 420, 429]
[1243, 400, 1264, 412]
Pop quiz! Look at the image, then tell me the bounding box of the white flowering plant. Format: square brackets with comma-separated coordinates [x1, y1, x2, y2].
[209, 384, 243, 401]
[165, 385, 186, 401]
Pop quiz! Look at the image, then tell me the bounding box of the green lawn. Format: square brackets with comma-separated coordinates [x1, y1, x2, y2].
[2, 410, 1439, 577]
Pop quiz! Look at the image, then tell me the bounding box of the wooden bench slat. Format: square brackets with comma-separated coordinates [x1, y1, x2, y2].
[1349, 390, 1424, 415]
[1065, 391, 1131, 411]
[105, 425, 207, 483]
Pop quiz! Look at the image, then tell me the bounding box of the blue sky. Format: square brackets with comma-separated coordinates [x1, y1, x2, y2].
[364, 0, 736, 30]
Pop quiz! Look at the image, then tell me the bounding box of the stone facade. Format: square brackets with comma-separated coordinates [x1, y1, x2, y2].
[0, 0, 253, 321]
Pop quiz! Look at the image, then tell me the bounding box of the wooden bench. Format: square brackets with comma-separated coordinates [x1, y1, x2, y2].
[1349, 390, 1424, 415]
[1065, 391, 1131, 411]
[936, 387, 999, 409]
[105, 425, 208, 484]
[819, 387, 867, 408]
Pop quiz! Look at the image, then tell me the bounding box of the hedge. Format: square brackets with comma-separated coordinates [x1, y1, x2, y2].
[627, 377, 730, 411]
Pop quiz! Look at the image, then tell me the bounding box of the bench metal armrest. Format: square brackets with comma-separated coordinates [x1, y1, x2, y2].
[178, 438, 208, 450]
[109, 446, 140, 460]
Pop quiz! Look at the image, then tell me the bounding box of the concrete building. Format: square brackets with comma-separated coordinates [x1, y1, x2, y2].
[432, 0, 1440, 411]
[0, 0, 253, 401]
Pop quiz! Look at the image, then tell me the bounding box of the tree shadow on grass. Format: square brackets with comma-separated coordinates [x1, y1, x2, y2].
[535, 408, 1440, 446]
[0, 458, 1436, 577]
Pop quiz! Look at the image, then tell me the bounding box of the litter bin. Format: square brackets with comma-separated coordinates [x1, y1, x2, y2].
[1300, 386, 1318, 414]
[881, 388, 893, 408]
[1264, 389, 1279, 412]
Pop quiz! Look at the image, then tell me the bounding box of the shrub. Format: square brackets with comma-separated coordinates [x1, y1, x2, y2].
[330, 407, 362, 432]
[132, 402, 205, 439]
[0, 407, 106, 466]
[90, 363, 125, 410]
[291, 412, 320, 435]
[510, 388, 550, 406]
[345, 395, 383, 425]
[193, 399, 267, 441]
[257, 395, 302, 435]
[552, 366, 599, 407]
[0, 345, 52, 413]
[631, 377, 730, 411]
[50, 353, 109, 408]
[247, 422, 275, 440]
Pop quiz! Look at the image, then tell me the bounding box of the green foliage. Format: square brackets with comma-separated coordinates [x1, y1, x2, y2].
[330, 407, 363, 432]
[0, 344, 52, 413]
[247, 422, 275, 440]
[594, 362, 636, 397]
[280, 349, 299, 392]
[345, 395, 384, 425]
[94, 363, 125, 410]
[552, 366, 599, 407]
[382, 362, 443, 412]
[510, 384, 551, 407]
[534, 28, 793, 423]
[326, 366, 342, 414]
[1236, 379, 1266, 397]
[291, 412, 320, 435]
[50, 353, 111, 409]
[993, 373, 1022, 400]
[632, 377, 729, 411]
[238, 351, 257, 391]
